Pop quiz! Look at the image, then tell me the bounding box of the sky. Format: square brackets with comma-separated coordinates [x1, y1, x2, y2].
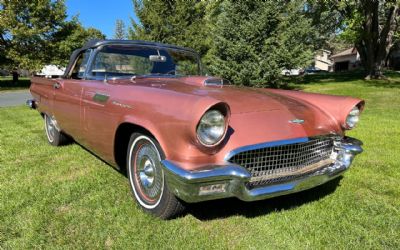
[66, 0, 139, 39]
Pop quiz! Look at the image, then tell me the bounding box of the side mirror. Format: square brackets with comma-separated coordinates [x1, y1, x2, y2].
[149, 55, 166, 62]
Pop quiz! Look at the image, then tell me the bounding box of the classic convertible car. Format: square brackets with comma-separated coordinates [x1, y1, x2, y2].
[28, 40, 364, 219]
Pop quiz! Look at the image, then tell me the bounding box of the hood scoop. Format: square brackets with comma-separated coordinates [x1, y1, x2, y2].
[176, 76, 231, 87]
[204, 77, 231, 86]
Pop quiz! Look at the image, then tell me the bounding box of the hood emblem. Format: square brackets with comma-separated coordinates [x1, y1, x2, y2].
[289, 119, 305, 124]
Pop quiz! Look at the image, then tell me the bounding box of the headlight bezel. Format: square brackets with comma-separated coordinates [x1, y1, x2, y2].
[196, 107, 229, 147]
[344, 105, 361, 129]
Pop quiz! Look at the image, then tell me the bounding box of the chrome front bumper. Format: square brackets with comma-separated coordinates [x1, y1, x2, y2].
[162, 137, 363, 203]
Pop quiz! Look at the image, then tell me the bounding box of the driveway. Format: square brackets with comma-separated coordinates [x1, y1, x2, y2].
[0, 90, 32, 107]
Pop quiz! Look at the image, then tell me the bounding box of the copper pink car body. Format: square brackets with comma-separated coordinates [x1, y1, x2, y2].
[28, 40, 364, 214]
[30, 76, 363, 168]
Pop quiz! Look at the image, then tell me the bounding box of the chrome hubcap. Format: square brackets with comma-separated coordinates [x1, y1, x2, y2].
[134, 139, 163, 202]
[139, 158, 155, 187]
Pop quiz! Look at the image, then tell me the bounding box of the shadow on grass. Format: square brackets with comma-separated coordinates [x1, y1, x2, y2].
[282, 71, 400, 90]
[286, 71, 366, 85]
[186, 177, 342, 220]
[363, 78, 400, 89]
[0, 78, 31, 91]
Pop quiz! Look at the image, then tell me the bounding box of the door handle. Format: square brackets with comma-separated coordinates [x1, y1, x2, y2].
[53, 82, 61, 89]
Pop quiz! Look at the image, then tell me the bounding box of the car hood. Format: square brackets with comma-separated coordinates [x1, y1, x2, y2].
[115, 76, 342, 140]
[196, 85, 341, 142]
[125, 76, 308, 114]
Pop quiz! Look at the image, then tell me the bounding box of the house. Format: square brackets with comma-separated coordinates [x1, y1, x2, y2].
[314, 50, 333, 72]
[331, 47, 361, 72]
[387, 49, 400, 70]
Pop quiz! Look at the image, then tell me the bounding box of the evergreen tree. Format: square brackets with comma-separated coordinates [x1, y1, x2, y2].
[129, 0, 211, 57]
[114, 19, 127, 40]
[209, 0, 314, 87]
[130, 0, 315, 86]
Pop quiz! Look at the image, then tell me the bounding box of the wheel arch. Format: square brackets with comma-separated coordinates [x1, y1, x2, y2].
[114, 122, 162, 174]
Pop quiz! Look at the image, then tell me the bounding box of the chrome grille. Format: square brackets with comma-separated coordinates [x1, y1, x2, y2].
[227, 137, 336, 188]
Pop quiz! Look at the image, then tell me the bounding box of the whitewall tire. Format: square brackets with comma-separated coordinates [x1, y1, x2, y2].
[127, 133, 185, 219]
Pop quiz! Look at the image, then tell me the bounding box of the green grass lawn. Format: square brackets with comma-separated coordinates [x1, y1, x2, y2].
[0, 77, 31, 92]
[1, 75, 399, 249]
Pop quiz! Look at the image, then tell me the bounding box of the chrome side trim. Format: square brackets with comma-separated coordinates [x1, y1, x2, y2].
[224, 137, 309, 161]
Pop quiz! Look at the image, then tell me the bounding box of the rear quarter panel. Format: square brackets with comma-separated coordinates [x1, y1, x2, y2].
[30, 77, 57, 116]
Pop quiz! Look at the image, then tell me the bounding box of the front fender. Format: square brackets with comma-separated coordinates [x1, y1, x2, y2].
[265, 89, 365, 131]
[115, 96, 229, 170]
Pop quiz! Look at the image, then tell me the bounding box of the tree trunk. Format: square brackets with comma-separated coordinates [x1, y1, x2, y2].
[356, 2, 398, 79]
[12, 70, 19, 83]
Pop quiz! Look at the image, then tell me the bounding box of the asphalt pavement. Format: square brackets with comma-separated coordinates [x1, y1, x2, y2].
[0, 90, 32, 107]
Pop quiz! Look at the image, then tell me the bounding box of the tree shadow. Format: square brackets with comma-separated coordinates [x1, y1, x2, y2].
[280, 71, 400, 89]
[363, 79, 400, 89]
[186, 177, 342, 220]
[296, 71, 366, 85]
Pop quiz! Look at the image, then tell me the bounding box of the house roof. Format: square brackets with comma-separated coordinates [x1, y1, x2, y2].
[331, 47, 358, 58]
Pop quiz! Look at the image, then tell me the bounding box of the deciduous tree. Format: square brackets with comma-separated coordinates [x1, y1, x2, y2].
[0, 0, 67, 71]
[0, 0, 105, 72]
[310, 0, 400, 79]
[51, 17, 105, 66]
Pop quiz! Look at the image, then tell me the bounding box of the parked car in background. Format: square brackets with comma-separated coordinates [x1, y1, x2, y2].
[304, 66, 325, 75]
[281, 68, 303, 76]
[37, 65, 66, 78]
[28, 40, 364, 219]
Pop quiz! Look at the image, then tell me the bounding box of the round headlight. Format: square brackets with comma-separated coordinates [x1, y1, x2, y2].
[197, 110, 226, 146]
[345, 106, 360, 129]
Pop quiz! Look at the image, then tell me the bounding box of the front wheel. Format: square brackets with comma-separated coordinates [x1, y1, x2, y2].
[127, 133, 185, 219]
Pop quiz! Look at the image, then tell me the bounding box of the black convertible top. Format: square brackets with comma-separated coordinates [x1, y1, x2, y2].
[80, 39, 196, 52]
[63, 39, 197, 78]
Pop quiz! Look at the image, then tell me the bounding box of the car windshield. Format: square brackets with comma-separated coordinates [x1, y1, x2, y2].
[89, 45, 200, 79]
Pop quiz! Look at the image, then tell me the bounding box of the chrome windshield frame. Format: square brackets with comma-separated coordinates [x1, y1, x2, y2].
[84, 44, 202, 80]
